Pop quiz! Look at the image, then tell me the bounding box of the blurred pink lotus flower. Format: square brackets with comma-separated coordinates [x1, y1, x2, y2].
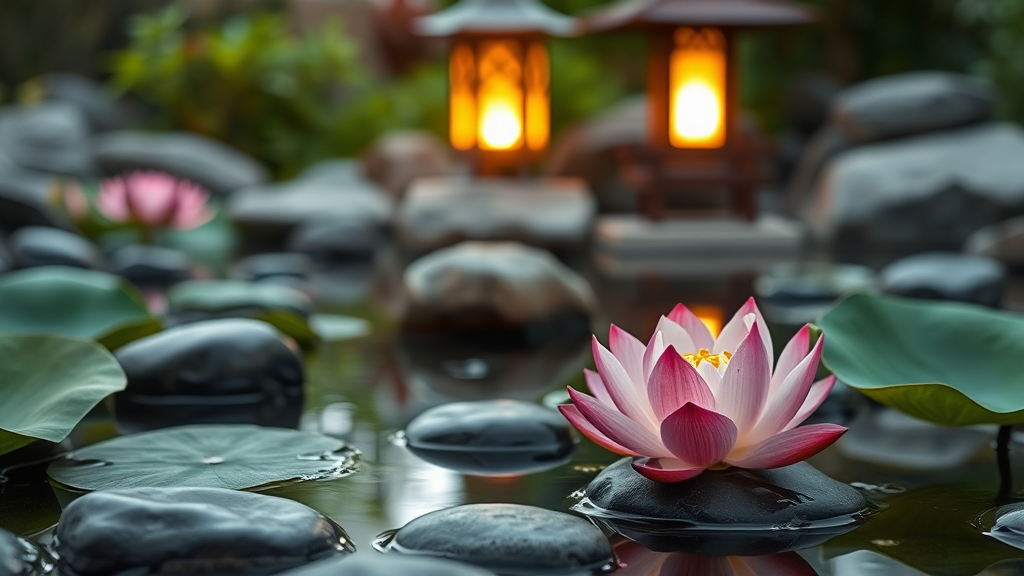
[559, 298, 846, 483]
[98, 171, 214, 231]
[614, 540, 818, 576]
[62, 180, 90, 222]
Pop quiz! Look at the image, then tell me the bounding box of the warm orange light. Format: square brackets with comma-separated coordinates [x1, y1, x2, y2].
[690, 304, 724, 338]
[477, 40, 524, 151]
[525, 42, 550, 151]
[446, 38, 550, 156]
[670, 28, 727, 149]
[450, 43, 477, 151]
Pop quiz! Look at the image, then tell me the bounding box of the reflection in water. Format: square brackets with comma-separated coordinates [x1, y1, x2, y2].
[614, 540, 819, 576]
[384, 445, 465, 527]
[113, 393, 304, 434]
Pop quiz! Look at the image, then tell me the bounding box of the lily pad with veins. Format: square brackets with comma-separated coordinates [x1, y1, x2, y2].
[0, 334, 127, 456]
[47, 424, 360, 493]
[818, 293, 1024, 427]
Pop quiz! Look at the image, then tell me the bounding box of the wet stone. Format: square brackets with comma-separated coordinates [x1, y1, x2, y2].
[55, 487, 352, 576]
[402, 242, 595, 345]
[234, 253, 313, 283]
[384, 504, 614, 576]
[404, 400, 576, 476]
[167, 280, 314, 320]
[113, 319, 303, 433]
[110, 245, 193, 288]
[10, 226, 100, 270]
[880, 252, 1006, 307]
[280, 554, 496, 576]
[578, 459, 870, 556]
[287, 219, 379, 261]
[0, 528, 39, 576]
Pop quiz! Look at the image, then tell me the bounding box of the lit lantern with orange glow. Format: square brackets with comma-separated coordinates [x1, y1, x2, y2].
[415, 0, 574, 173]
[585, 0, 814, 152]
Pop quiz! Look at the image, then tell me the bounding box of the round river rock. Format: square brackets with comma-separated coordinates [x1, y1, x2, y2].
[580, 458, 870, 555]
[280, 554, 496, 576]
[0, 529, 38, 576]
[55, 487, 352, 576]
[113, 319, 303, 432]
[384, 504, 614, 575]
[404, 400, 576, 476]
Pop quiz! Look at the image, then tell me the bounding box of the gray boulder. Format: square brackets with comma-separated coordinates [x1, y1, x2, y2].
[228, 174, 391, 252]
[397, 177, 595, 253]
[880, 252, 1006, 307]
[807, 123, 1024, 252]
[92, 131, 268, 195]
[362, 130, 455, 199]
[402, 242, 595, 341]
[43, 73, 128, 132]
[0, 103, 95, 177]
[965, 216, 1024, 268]
[833, 72, 995, 144]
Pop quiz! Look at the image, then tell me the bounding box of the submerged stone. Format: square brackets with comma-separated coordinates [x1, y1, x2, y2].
[110, 245, 193, 289]
[234, 253, 313, 283]
[113, 319, 303, 432]
[0, 528, 40, 576]
[383, 504, 614, 575]
[280, 554, 496, 576]
[578, 458, 870, 556]
[55, 487, 352, 576]
[880, 252, 1006, 307]
[404, 400, 577, 476]
[168, 280, 314, 320]
[10, 226, 100, 270]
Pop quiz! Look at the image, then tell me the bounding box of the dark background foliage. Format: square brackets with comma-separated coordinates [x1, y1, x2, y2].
[0, 0, 1013, 176]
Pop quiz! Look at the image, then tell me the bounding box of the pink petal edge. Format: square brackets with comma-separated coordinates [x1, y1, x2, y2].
[632, 457, 706, 483]
[716, 323, 771, 431]
[784, 376, 836, 432]
[559, 403, 639, 457]
[724, 423, 847, 469]
[567, 387, 668, 457]
[770, 324, 811, 393]
[593, 337, 658, 429]
[660, 402, 738, 468]
[667, 303, 716, 350]
[647, 345, 716, 420]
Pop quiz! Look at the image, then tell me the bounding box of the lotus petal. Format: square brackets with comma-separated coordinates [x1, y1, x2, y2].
[725, 424, 847, 469]
[661, 403, 737, 468]
[785, 376, 836, 432]
[584, 368, 615, 408]
[716, 298, 772, 365]
[748, 336, 825, 443]
[632, 457, 705, 483]
[716, 324, 771, 431]
[668, 303, 716, 351]
[609, 325, 647, 392]
[593, 337, 657, 429]
[647, 346, 716, 419]
[558, 404, 639, 457]
[568, 388, 668, 457]
[770, 325, 811, 393]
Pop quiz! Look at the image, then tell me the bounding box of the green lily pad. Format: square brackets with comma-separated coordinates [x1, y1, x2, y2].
[0, 267, 158, 350]
[0, 334, 127, 456]
[167, 281, 370, 346]
[47, 424, 360, 493]
[825, 486, 1024, 576]
[818, 293, 1024, 426]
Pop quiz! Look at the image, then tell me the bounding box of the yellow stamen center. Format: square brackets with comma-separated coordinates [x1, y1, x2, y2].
[682, 348, 733, 369]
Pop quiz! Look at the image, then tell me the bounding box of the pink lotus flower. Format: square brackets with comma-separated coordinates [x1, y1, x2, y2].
[614, 541, 817, 576]
[559, 298, 846, 482]
[98, 171, 214, 231]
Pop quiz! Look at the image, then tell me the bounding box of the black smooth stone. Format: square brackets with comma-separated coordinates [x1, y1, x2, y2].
[113, 319, 303, 432]
[0, 528, 38, 576]
[580, 459, 870, 556]
[110, 245, 193, 288]
[55, 487, 352, 576]
[404, 400, 576, 476]
[280, 555, 496, 576]
[9, 226, 100, 270]
[385, 504, 614, 576]
[234, 253, 313, 282]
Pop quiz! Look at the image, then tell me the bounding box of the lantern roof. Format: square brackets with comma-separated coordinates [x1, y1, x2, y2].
[414, 0, 577, 37]
[584, 0, 814, 32]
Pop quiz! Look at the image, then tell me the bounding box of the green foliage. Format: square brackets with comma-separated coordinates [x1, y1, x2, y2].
[0, 335, 127, 456]
[817, 293, 1024, 427]
[957, 0, 1024, 126]
[47, 424, 355, 492]
[111, 5, 374, 177]
[0, 267, 159, 351]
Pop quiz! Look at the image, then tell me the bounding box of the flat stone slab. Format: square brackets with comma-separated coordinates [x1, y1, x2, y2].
[594, 215, 803, 278]
[397, 177, 596, 253]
